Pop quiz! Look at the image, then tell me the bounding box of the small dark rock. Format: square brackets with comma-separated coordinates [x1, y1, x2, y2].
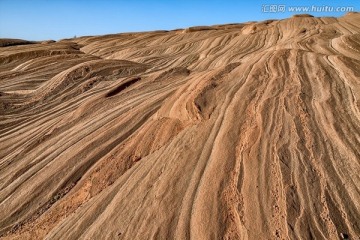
[340, 233, 349, 239]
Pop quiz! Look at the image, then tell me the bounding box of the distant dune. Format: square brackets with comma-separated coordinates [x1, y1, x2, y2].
[0, 13, 359, 240]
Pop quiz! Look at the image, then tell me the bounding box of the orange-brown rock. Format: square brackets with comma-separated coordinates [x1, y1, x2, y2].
[0, 13, 359, 240]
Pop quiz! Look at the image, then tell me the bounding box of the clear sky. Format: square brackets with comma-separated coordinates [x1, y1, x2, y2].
[0, 0, 358, 41]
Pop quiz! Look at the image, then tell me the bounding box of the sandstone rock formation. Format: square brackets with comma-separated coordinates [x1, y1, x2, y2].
[0, 13, 359, 239]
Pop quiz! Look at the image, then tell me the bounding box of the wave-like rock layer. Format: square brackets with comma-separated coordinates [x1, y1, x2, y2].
[0, 13, 360, 240]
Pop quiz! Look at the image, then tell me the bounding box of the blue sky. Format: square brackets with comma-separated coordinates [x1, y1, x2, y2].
[0, 0, 358, 41]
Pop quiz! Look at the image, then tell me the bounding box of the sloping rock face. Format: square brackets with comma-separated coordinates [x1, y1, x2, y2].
[0, 13, 359, 240]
